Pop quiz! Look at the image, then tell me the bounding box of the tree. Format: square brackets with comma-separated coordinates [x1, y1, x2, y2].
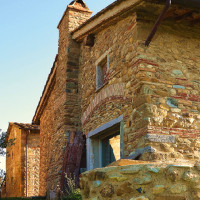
[0, 129, 7, 156]
[0, 129, 15, 184]
[0, 129, 15, 155]
[0, 129, 6, 185]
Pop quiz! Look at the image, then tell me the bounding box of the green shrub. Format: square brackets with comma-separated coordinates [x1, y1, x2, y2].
[62, 190, 82, 200]
[61, 174, 82, 200]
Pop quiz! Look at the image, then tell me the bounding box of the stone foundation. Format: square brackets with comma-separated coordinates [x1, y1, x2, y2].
[80, 160, 200, 200]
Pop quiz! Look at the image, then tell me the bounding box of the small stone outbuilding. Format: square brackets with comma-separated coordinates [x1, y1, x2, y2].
[5, 123, 40, 197]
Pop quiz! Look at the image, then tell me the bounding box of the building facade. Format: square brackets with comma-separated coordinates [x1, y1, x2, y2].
[5, 123, 40, 197]
[32, 1, 92, 197]
[74, 0, 200, 170]
[29, 0, 200, 198]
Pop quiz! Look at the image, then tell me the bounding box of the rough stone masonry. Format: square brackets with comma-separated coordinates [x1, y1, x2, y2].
[5, 123, 40, 197]
[31, 0, 200, 199]
[72, 0, 200, 199]
[32, 0, 92, 197]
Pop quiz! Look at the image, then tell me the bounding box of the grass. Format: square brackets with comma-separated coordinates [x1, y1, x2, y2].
[0, 198, 46, 200]
[61, 189, 82, 200]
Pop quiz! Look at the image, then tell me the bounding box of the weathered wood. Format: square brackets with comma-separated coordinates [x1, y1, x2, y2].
[60, 131, 86, 194]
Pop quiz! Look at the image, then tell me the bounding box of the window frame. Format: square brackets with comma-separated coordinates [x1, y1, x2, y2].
[87, 115, 124, 170]
[96, 49, 111, 91]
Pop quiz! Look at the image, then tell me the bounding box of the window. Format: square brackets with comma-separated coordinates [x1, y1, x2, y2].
[87, 116, 124, 170]
[11, 177, 14, 185]
[96, 49, 110, 90]
[90, 125, 120, 169]
[101, 133, 120, 167]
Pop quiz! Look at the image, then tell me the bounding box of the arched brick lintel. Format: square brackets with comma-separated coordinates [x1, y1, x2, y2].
[81, 83, 131, 125]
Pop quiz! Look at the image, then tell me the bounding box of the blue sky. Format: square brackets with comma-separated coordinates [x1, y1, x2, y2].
[0, 0, 115, 170]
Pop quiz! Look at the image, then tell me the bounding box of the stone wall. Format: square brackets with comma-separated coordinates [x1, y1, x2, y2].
[78, 2, 200, 165]
[35, 0, 200, 198]
[6, 125, 22, 197]
[48, 4, 91, 198]
[80, 160, 200, 200]
[128, 10, 200, 161]
[5, 124, 40, 197]
[26, 130, 40, 196]
[39, 84, 55, 196]
[37, 2, 92, 198]
[79, 14, 137, 135]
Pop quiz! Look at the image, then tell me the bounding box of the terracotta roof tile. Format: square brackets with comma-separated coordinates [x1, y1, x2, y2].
[13, 123, 40, 131]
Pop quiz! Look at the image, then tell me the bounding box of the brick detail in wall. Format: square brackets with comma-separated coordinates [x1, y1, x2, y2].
[147, 126, 200, 138]
[132, 58, 160, 68]
[173, 93, 200, 102]
[129, 126, 200, 141]
[81, 83, 126, 124]
[83, 96, 132, 126]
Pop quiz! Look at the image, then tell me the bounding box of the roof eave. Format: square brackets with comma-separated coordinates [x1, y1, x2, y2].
[72, 0, 142, 41]
[72, 0, 200, 41]
[32, 55, 58, 124]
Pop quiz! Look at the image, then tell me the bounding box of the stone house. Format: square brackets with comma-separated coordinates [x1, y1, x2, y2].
[5, 123, 40, 197]
[75, 0, 200, 169]
[30, 0, 200, 199]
